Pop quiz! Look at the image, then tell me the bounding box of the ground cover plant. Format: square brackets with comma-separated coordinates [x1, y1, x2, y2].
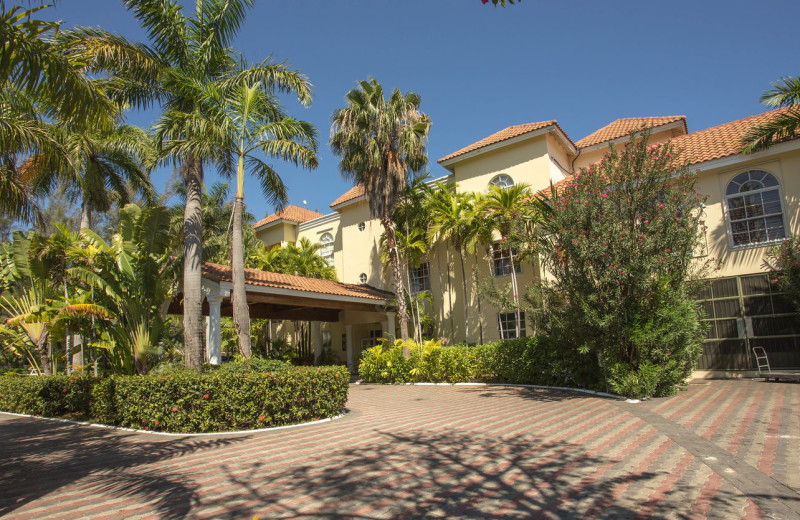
[0, 364, 348, 433]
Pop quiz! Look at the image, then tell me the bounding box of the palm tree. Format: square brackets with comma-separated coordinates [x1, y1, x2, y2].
[484, 183, 532, 338]
[0, 4, 115, 226]
[164, 80, 317, 356]
[64, 0, 314, 369]
[35, 124, 155, 231]
[743, 76, 800, 153]
[428, 184, 480, 343]
[330, 78, 431, 343]
[252, 238, 336, 281]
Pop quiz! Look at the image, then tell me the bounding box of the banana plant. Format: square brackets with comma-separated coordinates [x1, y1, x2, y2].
[71, 204, 178, 374]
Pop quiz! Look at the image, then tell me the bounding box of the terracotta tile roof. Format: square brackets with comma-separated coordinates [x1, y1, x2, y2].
[202, 262, 393, 301]
[542, 108, 797, 197]
[575, 116, 687, 148]
[330, 185, 365, 208]
[671, 108, 793, 165]
[438, 121, 572, 163]
[253, 205, 325, 229]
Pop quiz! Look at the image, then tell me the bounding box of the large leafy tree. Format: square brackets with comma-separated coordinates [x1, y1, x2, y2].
[330, 78, 431, 343]
[64, 0, 313, 369]
[533, 133, 708, 398]
[743, 76, 800, 153]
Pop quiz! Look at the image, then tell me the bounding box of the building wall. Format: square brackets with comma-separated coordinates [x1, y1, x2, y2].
[453, 136, 554, 194]
[254, 222, 297, 249]
[696, 147, 800, 278]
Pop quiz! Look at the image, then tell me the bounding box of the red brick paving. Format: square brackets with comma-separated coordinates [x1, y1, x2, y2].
[0, 380, 798, 519]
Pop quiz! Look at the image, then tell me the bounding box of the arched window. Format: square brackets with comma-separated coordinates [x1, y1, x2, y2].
[725, 170, 785, 246]
[319, 232, 334, 266]
[359, 273, 367, 284]
[489, 174, 514, 189]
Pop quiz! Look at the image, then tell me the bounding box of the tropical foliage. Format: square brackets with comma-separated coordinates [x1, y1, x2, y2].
[72, 204, 179, 375]
[743, 76, 800, 153]
[250, 237, 336, 281]
[331, 78, 431, 345]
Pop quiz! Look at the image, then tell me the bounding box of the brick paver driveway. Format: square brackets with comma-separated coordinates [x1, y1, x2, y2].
[1, 380, 798, 519]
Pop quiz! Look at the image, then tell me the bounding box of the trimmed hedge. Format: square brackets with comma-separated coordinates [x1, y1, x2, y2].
[0, 365, 349, 433]
[358, 338, 603, 390]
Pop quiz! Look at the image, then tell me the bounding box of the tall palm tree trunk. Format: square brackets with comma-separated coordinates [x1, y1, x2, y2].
[458, 249, 470, 343]
[182, 156, 205, 370]
[474, 250, 484, 344]
[508, 247, 521, 338]
[38, 336, 53, 376]
[382, 217, 409, 346]
[231, 195, 252, 357]
[445, 243, 455, 339]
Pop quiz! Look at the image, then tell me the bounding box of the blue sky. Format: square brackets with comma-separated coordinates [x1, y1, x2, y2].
[48, 0, 800, 220]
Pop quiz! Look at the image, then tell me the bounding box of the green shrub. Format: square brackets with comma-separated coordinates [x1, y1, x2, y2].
[0, 374, 97, 417]
[214, 357, 293, 374]
[358, 337, 603, 389]
[0, 365, 349, 433]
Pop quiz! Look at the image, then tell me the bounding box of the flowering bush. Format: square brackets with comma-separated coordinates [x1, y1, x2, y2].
[532, 130, 709, 398]
[764, 237, 800, 314]
[0, 366, 348, 433]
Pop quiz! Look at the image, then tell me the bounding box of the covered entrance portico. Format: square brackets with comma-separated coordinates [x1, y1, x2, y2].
[171, 263, 396, 371]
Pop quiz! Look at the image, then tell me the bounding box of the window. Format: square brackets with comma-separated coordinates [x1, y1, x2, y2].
[357, 221, 366, 232]
[409, 262, 431, 294]
[319, 232, 334, 266]
[493, 245, 521, 276]
[489, 174, 514, 189]
[359, 273, 367, 284]
[322, 330, 332, 349]
[725, 170, 785, 247]
[498, 312, 526, 340]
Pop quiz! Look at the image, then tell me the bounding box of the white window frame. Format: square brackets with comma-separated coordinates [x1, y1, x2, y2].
[724, 170, 787, 249]
[409, 262, 431, 294]
[319, 232, 334, 266]
[498, 312, 526, 340]
[492, 245, 521, 277]
[489, 174, 515, 189]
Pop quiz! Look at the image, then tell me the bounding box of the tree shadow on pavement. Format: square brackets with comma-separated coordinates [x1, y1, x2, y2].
[195, 428, 709, 519]
[0, 417, 249, 519]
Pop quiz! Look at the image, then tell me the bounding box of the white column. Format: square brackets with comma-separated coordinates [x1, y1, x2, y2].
[312, 321, 322, 362]
[386, 312, 396, 341]
[345, 324, 354, 372]
[206, 294, 223, 365]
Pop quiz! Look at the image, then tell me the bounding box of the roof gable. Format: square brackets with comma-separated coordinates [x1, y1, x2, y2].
[575, 116, 687, 149]
[438, 121, 576, 165]
[253, 205, 325, 229]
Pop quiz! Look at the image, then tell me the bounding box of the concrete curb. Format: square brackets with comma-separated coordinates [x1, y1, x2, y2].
[0, 410, 345, 437]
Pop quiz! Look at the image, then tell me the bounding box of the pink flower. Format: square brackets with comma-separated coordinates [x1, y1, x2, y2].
[203, 394, 209, 399]
[171, 407, 178, 412]
[154, 420, 159, 426]
[259, 415, 265, 421]
[600, 193, 608, 198]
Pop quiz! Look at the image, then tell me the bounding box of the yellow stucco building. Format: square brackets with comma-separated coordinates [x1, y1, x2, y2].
[254, 108, 800, 374]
